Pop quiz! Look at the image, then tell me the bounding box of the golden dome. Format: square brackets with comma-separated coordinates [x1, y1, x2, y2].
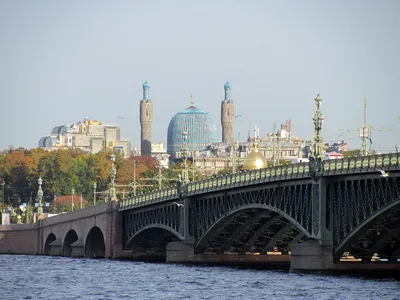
[243, 142, 266, 170]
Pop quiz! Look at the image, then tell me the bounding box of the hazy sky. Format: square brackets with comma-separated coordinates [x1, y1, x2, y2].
[1, 0, 399, 152]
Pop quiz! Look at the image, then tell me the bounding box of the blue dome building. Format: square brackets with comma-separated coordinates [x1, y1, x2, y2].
[167, 102, 216, 157]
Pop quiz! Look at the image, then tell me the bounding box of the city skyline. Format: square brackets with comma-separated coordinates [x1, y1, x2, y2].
[1, 0, 399, 152]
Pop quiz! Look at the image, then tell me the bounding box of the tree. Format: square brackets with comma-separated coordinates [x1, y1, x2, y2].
[341, 149, 361, 158]
[92, 151, 111, 192]
[52, 194, 87, 213]
[0, 150, 36, 200]
[70, 153, 95, 201]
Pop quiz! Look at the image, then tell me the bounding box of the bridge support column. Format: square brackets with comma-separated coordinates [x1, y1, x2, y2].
[313, 177, 333, 244]
[291, 177, 334, 272]
[181, 197, 194, 244]
[49, 238, 62, 256]
[290, 241, 334, 271]
[166, 241, 194, 263]
[70, 239, 84, 258]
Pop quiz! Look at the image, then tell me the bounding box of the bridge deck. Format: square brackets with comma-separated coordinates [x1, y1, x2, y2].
[119, 153, 400, 211]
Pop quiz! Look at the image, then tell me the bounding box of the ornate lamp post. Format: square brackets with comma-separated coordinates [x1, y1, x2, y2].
[93, 182, 97, 206]
[71, 188, 75, 211]
[181, 131, 190, 185]
[36, 177, 44, 218]
[231, 141, 239, 174]
[1, 180, 5, 213]
[109, 153, 117, 201]
[310, 94, 325, 180]
[131, 160, 138, 196]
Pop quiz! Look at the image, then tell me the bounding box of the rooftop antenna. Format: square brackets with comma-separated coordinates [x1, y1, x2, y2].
[339, 94, 393, 155]
[272, 121, 277, 166]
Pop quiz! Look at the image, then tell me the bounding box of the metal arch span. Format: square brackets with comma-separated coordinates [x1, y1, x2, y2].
[334, 199, 400, 256]
[195, 204, 312, 253]
[193, 182, 313, 243]
[125, 224, 184, 249]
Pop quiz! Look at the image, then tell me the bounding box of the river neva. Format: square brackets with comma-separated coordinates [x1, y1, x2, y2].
[0, 255, 399, 300]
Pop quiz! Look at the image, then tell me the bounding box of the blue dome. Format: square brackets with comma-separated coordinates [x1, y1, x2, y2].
[143, 81, 150, 88]
[167, 106, 216, 156]
[224, 81, 232, 89]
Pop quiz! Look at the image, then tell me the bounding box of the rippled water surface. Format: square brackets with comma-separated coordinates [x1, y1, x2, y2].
[0, 255, 399, 300]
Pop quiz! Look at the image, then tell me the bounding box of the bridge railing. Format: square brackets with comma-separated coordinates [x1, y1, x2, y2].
[119, 153, 400, 211]
[322, 152, 400, 174]
[119, 162, 310, 210]
[185, 162, 310, 195]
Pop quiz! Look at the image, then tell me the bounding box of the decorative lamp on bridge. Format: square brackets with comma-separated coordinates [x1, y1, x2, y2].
[180, 131, 190, 185]
[309, 94, 325, 180]
[71, 188, 75, 211]
[93, 182, 97, 206]
[109, 153, 117, 201]
[36, 177, 44, 218]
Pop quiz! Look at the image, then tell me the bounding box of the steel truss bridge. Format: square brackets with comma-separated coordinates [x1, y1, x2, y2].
[119, 153, 400, 265]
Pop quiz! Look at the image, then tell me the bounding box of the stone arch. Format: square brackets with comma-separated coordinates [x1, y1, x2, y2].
[85, 226, 105, 258]
[44, 233, 56, 255]
[196, 204, 311, 253]
[63, 229, 78, 257]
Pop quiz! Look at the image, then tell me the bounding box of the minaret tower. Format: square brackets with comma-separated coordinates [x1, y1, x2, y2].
[140, 81, 153, 156]
[221, 81, 234, 144]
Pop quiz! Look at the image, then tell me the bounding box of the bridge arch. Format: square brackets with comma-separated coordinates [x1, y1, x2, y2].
[85, 226, 105, 258]
[44, 233, 56, 255]
[196, 204, 310, 254]
[126, 224, 183, 260]
[335, 199, 400, 258]
[127, 224, 183, 248]
[62, 229, 78, 257]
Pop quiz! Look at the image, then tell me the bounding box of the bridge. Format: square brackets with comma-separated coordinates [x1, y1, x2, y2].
[1, 153, 400, 272]
[118, 153, 400, 271]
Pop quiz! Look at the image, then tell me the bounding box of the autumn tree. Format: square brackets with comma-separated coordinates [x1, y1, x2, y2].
[0, 150, 36, 200]
[52, 194, 87, 213]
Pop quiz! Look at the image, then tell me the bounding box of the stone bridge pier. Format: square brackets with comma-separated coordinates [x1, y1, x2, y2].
[290, 177, 334, 271]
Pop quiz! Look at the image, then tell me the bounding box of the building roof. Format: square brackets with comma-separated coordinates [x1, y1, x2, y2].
[167, 105, 216, 157]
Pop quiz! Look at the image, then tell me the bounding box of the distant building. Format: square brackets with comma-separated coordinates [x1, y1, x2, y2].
[140, 81, 153, 156]
[325, 140, 349, 153]
[151, 142, 169, 168]
[38, 118, 132, 157]
[221, 82, 234, 144]
[167, 95, 216, 158]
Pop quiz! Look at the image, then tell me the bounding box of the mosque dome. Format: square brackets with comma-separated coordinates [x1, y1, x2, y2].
[243, 142, 266, 170]
[167, 105, 216, 157]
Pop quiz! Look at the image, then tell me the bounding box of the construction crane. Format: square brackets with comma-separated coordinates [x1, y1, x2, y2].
[339, 94, 393, 156]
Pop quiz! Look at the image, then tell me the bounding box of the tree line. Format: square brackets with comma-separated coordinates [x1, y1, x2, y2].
[0, 148, 186, 213]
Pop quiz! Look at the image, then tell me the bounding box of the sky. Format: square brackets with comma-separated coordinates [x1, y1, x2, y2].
[1, 0, 399, 153]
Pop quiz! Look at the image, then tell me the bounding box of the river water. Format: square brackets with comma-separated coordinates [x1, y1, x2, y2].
[0, 255, 399, 300]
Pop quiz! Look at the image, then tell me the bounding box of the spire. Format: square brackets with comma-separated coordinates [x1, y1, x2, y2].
[190, 94, 194, 106]
[224, 81, 232, 102]
[143, 81, 150, 101]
